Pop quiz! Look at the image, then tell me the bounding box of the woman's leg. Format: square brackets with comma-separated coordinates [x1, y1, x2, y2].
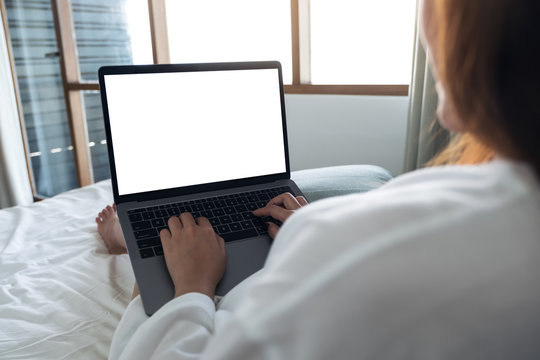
[96, 205, 140, 298]
[95, 204, 127, 254]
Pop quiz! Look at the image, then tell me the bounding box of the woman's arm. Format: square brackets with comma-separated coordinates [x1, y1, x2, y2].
[110, 292, 219, 360]
[110, 195, 307, 359]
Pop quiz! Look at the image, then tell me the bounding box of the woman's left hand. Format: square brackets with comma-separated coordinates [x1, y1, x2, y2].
[160, 213, 226, 299]
[253, 192, 308, 238]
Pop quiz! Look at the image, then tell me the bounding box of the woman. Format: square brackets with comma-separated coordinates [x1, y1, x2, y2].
[98, 0, 540, 358]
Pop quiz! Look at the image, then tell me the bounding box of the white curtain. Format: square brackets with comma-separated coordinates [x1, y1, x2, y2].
[403, 2, 449, 173]
[0, 16, 32, 208]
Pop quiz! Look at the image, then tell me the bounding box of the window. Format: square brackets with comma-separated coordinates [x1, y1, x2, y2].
[3, 0, 150, 196]
[4, 0, 78, 196]
[71, 0, 152, 183]
[309, 0, 416, 85]
[2, 0, 417, 197]
[166, 0, 293, 84]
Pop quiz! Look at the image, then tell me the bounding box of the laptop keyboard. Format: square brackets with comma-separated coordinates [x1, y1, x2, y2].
[127, 186, 292, 259]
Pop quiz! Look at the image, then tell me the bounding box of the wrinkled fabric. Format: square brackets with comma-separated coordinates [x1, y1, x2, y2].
[0, 180, 134, 359]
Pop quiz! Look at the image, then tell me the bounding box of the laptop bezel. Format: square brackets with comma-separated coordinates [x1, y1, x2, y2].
[98, 61, 292, 205]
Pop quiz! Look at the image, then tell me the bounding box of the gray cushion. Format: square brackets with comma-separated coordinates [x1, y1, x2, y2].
[291, 165, 393, 203]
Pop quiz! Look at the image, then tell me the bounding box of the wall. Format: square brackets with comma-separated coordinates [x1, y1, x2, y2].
[284, 94, 410, 176]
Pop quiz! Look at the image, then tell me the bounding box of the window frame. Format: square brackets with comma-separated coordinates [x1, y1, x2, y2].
[3, 0, 411, 195]
[287, 0, 409, 96]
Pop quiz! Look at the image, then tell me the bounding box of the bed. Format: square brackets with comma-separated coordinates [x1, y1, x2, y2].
[0, 180, 133, 359]
[0, 165, 392, 359]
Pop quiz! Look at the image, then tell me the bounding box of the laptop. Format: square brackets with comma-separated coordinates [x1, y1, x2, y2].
[98, 61, 304, 315]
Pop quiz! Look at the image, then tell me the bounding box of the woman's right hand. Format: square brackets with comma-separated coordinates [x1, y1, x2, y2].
[252, 192, 308, 238]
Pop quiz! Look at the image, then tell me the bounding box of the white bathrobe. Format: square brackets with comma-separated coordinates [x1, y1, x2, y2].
[110, 159, 540, 359]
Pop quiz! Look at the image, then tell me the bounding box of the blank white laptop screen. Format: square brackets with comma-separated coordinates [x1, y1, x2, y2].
[104, 68, 287, 196]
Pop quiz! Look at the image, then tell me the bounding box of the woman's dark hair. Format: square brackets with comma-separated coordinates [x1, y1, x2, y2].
[430, 0, 540, 175]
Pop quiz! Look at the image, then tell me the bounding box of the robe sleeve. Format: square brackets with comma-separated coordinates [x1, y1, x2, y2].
[109, 292, 218, 360]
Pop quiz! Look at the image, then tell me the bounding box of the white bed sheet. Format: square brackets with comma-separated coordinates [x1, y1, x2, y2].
[0, 180, 134, 359]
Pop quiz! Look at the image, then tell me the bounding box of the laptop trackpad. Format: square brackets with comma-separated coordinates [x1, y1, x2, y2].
[216, 236, 272, 296]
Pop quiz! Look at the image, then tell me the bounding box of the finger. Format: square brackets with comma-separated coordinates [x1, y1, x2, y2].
[267, 192, 303, 210]
[267, 222, 280, 239]
[253, 205, 293, 223]
[168, 216, 182, 233]
[160, 228, 174, 259]
[195, 216, 211, 228]
[179, 212, 196, 227]
[159, 227, 172, 244]
[296, 196, 308, 206]
[216, 234, 226, 254]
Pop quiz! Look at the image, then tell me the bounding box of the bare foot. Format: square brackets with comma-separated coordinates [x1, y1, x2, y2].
[96, 204, 127, 254]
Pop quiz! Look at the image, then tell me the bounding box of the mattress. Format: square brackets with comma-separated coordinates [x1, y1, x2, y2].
[0, 180, 134, 359]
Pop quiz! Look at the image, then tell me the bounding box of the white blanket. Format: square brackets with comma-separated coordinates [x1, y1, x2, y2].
[0, 180, 134, 359]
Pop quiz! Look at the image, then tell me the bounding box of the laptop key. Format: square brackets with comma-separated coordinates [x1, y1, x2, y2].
[179, 205, 192, 212]
[235, 204, 247, 212]
[246, 203, 258, 211]
[242, 212, 255, 220]
[215, 200, 226, 208]
[231, 214, 243, 222]
[135, 228, 158, 239]
[129, 213, 143, 222]
[139, 248, 155, 259]
[237, 197, 248, 204]
[241, 220, 254, 229]
[142, 211, 155, 220]
[217, 225, 230, 233]
[137, 237, 161, 249]
[224, 207, 236, 215]
[154, 209, 167, 217]
[212, 208, 225, 217]
[152, 218, 165, 227]
[154, 245, 164, 256]
[132, 221, 152, 231]
[192, 204, 204, 211]
[221, 229, 258, 242]
[229, 223, 242, 232]
[256, 226, 268, 235]
[128, 209, 145, 214]
[203, 202, 215, 210]
[201, 210, 213, 218]
[219, 215, 232, 224]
